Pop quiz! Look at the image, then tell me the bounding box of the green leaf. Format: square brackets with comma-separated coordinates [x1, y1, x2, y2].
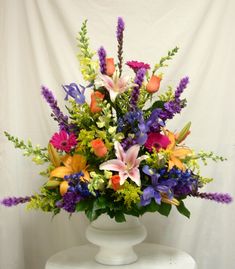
[143, 200, 160, 213]
[114, 211, 126, 222]
[145, 100, 165, 113]
[44, 180, 61, 189]
[176, 201, 190, 218]
[158, 203, 172, 217]
[76, 200, 89, 212]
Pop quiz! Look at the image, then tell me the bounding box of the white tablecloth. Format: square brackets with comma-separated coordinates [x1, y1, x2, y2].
[45, 243, 197, 269]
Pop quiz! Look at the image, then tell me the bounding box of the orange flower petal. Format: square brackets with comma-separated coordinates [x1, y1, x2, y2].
[60, 181, 69, 196]
[71, 154, 87, 172]
[50, 166, 73, 179]
[173, 148, 192, 158]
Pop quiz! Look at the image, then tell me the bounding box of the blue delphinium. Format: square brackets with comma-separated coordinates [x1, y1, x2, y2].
[56, 172, 92, 213]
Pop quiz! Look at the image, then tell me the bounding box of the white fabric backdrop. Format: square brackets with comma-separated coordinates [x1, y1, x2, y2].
[1, 0, 235, 268]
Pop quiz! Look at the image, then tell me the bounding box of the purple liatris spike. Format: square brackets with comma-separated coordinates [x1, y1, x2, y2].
[175, 76, 189, 99]
[0, 196, 31, 207]
[116, 17, 125, 41]
[130, 68, 146, 109]
[116, 17, 125, 76]
[98, 46, 107, 74]
[193, 192, 233, 204]
[41, 86, 69, 132]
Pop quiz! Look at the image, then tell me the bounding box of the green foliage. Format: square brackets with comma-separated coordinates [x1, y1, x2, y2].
[153, 46, 179, 74]
[88, 171, 110, 195]
[198, 176, 214, 185]
[193, 150, 227, 165]
[145, 148, 168, 170]
[4, 131, 49, 164]
[77, 20, 98, 82]
[137, 88, 151, 110]
[27, 187, 61, 215]
[176, 200, 190, 218]
[68, 100, 95, 130]
[158, 86, 174, 101]
[96, 101, 113, 129]
[114, 182, 142, 209]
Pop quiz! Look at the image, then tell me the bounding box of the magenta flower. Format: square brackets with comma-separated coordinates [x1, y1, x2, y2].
[99, 141, 147, 186]
[145, 132, 170, 152]
[50, 130, 77, 152]
[126, 61, 150, 72]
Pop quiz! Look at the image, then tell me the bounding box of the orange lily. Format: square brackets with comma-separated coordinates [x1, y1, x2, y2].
[50, 154, 90, 195]
[164, 130, 192, 171]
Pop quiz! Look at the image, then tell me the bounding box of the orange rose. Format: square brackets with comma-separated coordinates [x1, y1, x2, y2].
[90, 139, 108, 157]
[106, 58, 115, 76]
[90, 91, 105, 113]
[110, 175, 121, 191]
[146, 75, 161, 93]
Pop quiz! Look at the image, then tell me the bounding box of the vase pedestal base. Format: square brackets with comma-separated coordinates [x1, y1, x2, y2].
[45, 243, 197, 269]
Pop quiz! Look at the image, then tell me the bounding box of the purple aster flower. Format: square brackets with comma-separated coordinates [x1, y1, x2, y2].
[63, 83, 86, 104]
[175, 77, 189, 100]
[130, 68, 146, 109]
[116, 17, 125, 76]
[126, 61, 150, 73]
[0, 196, 31, 207]
[98, 46, 107, 74]
[192, 192, 233, 204]
[41, 86, 70, 132]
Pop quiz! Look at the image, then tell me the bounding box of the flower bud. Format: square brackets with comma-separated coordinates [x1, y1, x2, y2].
[146, 75, 161, 93]
[90, 91, 105, 113]
[106, 58, 115, 76]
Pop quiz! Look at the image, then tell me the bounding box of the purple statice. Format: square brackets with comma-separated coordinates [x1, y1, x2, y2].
[41, 86, 70, 132]
[175, 76, 189, 100]
[98, 46, 107, 74]
[0, 196, 31, 207]
[141, 165, 177, 206]
[56, 192, 81, 213]
[130, 68, 146, 109]
[116, 17, 125, 76]
[192, 192, 233, 204]
[63, 83, 86, 104]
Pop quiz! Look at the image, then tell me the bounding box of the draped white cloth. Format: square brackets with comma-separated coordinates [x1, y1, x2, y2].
[1, 0, 235, 268]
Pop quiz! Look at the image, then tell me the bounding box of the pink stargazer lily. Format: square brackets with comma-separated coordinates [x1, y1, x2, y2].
[99, 141, 147, 186]
[95, 73, 135, 101]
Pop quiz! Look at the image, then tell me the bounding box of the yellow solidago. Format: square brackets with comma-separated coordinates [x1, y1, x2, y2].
[114, 182, 142, 209]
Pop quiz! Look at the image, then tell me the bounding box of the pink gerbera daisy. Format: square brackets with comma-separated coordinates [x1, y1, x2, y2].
[50, 130, 77, 152]
[145, 132, 170, 152]
[126, 61, 150, 72]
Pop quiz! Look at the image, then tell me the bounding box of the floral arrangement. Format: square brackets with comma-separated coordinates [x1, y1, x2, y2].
[1, 18, 232, 222]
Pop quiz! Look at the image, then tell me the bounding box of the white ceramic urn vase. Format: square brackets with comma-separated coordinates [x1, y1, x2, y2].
[86, 214, 147, 265]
